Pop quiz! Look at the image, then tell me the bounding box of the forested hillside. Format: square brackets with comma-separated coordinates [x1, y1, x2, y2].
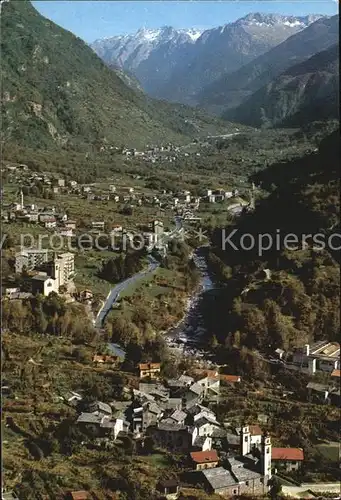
[1, 0, 229, 152]
[224, 44, 339, 127]
[198, 15, 338, 114]
[203, 129, 340, 359]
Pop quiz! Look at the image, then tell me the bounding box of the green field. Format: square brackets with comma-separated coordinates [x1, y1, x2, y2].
[315, 442, 340, 462]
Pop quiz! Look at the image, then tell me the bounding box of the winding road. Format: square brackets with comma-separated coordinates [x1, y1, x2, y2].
[94, 216, 185, 329]
[94, 254, 160, 328]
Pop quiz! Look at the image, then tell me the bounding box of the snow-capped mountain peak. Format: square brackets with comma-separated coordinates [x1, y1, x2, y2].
[90, 12, 330, 105]
[235, 12, 325, 28]
[185, 28, 203, 41]
[136, 27, 162, 42]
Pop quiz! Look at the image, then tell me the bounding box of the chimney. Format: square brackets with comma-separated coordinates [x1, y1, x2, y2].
[305, 344, 310, 356]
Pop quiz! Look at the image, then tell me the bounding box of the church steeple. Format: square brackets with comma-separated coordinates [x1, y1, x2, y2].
[20, 188, 24, 210]
[240, 422, 251, 456]
[261, 431, 272, 482]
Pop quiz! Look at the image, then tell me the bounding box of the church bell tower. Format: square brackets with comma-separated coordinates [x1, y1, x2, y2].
[240, 423, 251, 456]
[261, 432, 272, 482]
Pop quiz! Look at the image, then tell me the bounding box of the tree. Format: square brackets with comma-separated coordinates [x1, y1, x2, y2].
[210, 335, 219, 349]
[269, 477, 282, 499]
[73, 347, 91, 364]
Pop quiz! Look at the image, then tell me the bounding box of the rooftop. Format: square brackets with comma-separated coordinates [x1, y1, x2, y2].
[158, 422, 186, 432]
[272, 447, 304, 461]
[189, 382, 204, 395]
[160, 398, 182, 410]
[249, 424, 263, 436]
[138, 382, 168, 395]
[202, 467, 238, 489]
[193, 369, 219, 380]
[97, 401, 112, 414]
[196, 415, 219, 428]
[157, 479, 179, 489]
[220, 374, 241, 383]
[190, 449, 219, 464]
[310, 341, 340, 359]
[76, 412, 102, 425]
[232, 465, 262, 482]
[31, 274, 51, 282]
[331, 369, 340, 378]
[170, 409, 187, 422]
[139, 362, 161, 370]
[306, 382, 329, 392]
[69, 492, 89, 500]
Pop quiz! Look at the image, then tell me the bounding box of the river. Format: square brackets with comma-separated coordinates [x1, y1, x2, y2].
[165, 245, 216, 359]
[105, 217, 216, 360]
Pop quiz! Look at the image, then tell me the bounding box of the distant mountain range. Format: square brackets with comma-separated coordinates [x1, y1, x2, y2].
[1, 0, 233, 151]
[223, 43, 339, 128]
[91, 14, 325, 106]
[199, 15, 339, 114]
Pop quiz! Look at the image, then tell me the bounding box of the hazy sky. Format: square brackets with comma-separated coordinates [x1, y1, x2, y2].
[32, 1, 338, 43]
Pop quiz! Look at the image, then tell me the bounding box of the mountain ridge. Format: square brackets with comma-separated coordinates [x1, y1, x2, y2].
[91, 13, 324, 105]
[223, 43, 339, 128]
[1, 0, 233, 152]
[198, 14, 338, 113]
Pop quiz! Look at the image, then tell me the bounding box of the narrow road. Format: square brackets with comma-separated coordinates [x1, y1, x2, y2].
[94, 254, 160, 329]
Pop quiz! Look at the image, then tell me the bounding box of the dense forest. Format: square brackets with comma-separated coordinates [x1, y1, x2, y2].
[201, 129, 340, 358]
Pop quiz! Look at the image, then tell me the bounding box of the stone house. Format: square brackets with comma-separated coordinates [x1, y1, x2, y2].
[147, 422, 192, 452]
[271, 447, 304, 472]
[190, 450, 219, 471]
[156, 479, 180, 500]
[182, 382, 204, 407]
[139, 362, 161, 380]
[195, 416, 220, 438]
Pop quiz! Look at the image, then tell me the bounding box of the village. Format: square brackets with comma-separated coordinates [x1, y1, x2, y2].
[4, 346, 339, 500]
[1, 159, 340, 500]
[1, 158, 254, 229]
[1, 158, 255, 304]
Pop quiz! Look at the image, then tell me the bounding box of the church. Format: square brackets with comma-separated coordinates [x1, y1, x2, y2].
[201, 424, 272, 496]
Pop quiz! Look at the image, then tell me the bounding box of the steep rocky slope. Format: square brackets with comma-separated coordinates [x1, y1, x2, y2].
[91, 14, 322, 105]
[1, 1, 230, 151]
[224, 44, 339, 127]
[198, 15, 338, 114]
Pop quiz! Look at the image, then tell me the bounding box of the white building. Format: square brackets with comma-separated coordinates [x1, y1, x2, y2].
[15, 249, 49, 274]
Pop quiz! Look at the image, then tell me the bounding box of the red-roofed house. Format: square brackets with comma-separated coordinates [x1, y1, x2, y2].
[139, 362, 161, 379]
[331, 369, 340, 378]
[190, 449, 219, 470]
[220, 375, 241, 384]
[272, 447, 304, 471]
[67, 492, 89, 500]
[93, 354, 119, 365]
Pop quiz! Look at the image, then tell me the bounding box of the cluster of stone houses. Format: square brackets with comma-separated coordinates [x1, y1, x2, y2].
[121, 143, 180, 164]
[205, 188, 237, 203]
[76, 401, 126, 444]
[306, 368, 341, 406]
[2, 190, 77, 234]
[69, 364, 305, 498]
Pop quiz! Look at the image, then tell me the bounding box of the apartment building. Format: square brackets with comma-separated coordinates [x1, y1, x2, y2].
[15, 249, 49, 274]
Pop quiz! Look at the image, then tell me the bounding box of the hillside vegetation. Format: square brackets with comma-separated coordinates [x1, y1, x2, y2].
[202, 129, 340, 360]
[198, 15, 338, 115]
[1, 0, 231, 152]
[224, 44, 339, 128]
